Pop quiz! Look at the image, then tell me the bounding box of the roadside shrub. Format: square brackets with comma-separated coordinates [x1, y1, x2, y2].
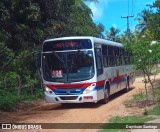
[0, 93, 17, 111]
[0, 89, 43, 111]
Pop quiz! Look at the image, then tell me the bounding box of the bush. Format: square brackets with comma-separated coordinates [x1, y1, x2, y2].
[0, 89, 43, 111]
[0, 93, 17, 111]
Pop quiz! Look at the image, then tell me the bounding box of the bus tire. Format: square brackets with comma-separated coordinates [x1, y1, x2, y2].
[124, 77, 129, 93]
[99, 83, 110, 104]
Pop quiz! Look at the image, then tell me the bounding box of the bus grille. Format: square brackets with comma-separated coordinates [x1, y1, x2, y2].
[60, 96, 78, 100]
[54, 89, 84, 95]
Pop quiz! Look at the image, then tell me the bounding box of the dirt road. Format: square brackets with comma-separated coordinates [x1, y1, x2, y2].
[1, 75, 160, 132]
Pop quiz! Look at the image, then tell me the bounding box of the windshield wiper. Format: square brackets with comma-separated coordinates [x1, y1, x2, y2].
[52, 51, 65, 65]
[68, 50, 80, 73]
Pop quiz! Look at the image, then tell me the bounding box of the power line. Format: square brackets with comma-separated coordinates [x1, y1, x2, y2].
[131, 0, 135, 31]
[131, 0, 134, 16]
[128, 0, 129, 15]
[121, 0, 135, 40]
[121, 15, 134, 41]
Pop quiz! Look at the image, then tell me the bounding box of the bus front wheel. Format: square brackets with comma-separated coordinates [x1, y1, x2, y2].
[99, 84, 110, 104]
[124, 77, 129, 93]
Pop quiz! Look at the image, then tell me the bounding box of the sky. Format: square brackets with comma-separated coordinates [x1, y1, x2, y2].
[85, 0, 156, 34]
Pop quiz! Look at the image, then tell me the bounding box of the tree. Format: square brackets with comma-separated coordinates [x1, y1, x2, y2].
[119, 29, 135, 42]
[147, 0, 160, 41]
[0, 0, 100, 71]
[0, 0, 101, 97]
[135, 0, 160, 41]
[55, 0, 99, 37]
[105, 26, 120, 42]
[0, 42, 14, 71]
[0, 0, 100, 50]
[135, 10, 150, 38]
[124, 38, 160, 101]
[96, 23, 105, 38]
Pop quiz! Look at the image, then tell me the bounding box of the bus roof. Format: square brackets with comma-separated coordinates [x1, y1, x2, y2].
[44, 36, 123, 47]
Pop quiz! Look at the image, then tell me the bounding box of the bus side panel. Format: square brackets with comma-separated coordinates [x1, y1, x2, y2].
[97, 65, 135, 96]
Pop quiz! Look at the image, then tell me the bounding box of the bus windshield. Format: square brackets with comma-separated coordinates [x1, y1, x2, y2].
[42, 50, 94, 83]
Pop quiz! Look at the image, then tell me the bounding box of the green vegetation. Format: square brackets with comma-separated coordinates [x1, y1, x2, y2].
[102, 100, 159, 132]
[103, 1, 160, 131]
[133, 93, 146, 101]
[0, 0, 103, 111]
[123, 1, 160, 102]
[105, 26, 120, 42]
[108, 115, 154, 123]
[0, 89, 43, 111]
[148, 105, 160, 115]
[124, 85, 160, 107]
[123, 93, 146, 108]
[124, 39, 160, 101]
[102, 116, 154, 132]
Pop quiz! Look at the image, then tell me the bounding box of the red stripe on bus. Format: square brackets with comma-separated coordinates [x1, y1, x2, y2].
[44, 83, 91, 90]
[44, 73, 130, 90]
[96, 80, 105, 87]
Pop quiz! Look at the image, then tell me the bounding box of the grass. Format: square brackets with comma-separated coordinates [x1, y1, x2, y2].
[154, 86, 160, 102]
[108, 115, 154, 123]
[133, 93, 146, 101]
[123, 93, 146, 108]
[148, 104, 160, 115]
[102, 116, 154, 132]
[0, 89, 43, 111]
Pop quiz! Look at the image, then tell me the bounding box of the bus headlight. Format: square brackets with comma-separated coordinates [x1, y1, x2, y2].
[83, 83, 96, 94]
[44, 86, 55, 95]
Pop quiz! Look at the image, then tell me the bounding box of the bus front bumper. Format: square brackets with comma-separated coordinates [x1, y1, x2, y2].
[44, 91, 98, 103]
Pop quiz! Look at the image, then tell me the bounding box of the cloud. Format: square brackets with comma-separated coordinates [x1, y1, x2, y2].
[89, 3, 102, 20]
[112, 24, 117, 28]
[101, 0, 109, 6]
[87, 0, 108, 20]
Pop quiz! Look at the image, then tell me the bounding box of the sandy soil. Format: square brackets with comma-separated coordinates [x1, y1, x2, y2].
[1, 75, 160, 132]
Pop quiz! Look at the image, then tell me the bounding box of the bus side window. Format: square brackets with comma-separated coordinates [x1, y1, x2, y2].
[120, 48, 124, 65]
[103, 56, 108, 67]
[114, 47, 119, 66]
[124, 51, 129, 64]
[108, 46, 115, 67]
[102, 45, 108, 67]
[95, 48, 103, 76]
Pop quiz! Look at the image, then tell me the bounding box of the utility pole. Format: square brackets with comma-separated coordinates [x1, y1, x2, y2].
[121, 15, 134, 41]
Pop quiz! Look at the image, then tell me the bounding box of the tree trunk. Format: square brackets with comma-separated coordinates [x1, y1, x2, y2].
[17, 75, 22, 97]
[147, 73, 155, 103]
[4, 75, 7, 90]
[28, 75, 33, 95]
[31, 84, 33, 95]
[143, 70, 148, 100]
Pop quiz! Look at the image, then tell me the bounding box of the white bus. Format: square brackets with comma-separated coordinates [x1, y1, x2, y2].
[42, 36, 135, 104]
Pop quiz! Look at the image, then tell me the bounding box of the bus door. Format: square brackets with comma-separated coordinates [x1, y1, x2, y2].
[95, 46, 103, 76]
